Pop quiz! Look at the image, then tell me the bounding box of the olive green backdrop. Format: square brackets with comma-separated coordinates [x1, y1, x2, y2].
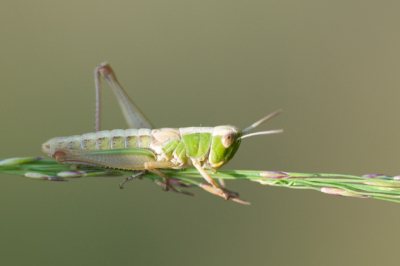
[1, 1, 399, 265]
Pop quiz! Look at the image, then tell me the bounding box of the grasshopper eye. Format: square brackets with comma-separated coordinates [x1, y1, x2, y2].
[221, 132, 236, 148]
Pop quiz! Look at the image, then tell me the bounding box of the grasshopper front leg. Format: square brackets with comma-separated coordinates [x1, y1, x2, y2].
[192, 161, 229, 200]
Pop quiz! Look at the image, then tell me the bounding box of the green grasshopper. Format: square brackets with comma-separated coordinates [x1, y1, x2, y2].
[42, 63, 283, 202]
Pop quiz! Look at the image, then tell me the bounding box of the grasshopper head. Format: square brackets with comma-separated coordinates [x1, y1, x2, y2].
[209, 125, 242, 169]
[208, 110, 283, 170]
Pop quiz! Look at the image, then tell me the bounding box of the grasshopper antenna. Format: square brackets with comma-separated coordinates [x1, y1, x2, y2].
[237, 129, 283, 140]
[238, 110, 283, 141]
[242, 110, 282, 133]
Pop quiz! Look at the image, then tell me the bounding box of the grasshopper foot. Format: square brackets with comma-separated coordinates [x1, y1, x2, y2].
[200, 184, 250, 205]
[222, 188, 239, 197]
[155, 177, 170, 191]
[119, 170, 146, 189]
[216, 188, 230, 200]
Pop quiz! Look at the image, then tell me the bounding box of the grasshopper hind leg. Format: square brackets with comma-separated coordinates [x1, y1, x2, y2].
[94, 63, 153, 132]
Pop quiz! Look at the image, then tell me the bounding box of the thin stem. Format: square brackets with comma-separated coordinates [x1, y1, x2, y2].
[2, 157, 400, 203]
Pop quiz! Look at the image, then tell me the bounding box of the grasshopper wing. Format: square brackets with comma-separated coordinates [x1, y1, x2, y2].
[53, 148, 156, 170]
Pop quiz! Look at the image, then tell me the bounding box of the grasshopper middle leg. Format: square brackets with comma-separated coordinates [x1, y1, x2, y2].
[144, 161, 176, 191]
[119, 170, 146, 189]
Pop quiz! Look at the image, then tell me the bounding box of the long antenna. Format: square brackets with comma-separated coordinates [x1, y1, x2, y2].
[237, 129, 283, 140]
[242, 110, 282, 133]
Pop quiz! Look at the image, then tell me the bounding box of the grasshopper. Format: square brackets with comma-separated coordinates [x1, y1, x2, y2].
[42, 63, 282, 202]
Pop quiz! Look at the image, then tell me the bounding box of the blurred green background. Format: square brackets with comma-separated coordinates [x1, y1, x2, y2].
[1, 1, 400, 265]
